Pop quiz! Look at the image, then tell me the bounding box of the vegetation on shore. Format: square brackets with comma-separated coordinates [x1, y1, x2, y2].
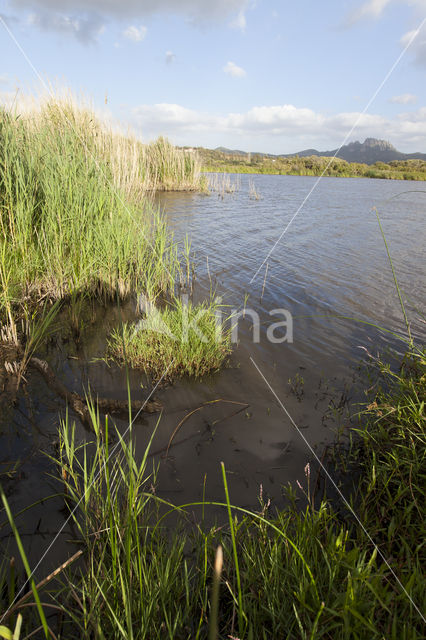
[0, 92, 225, 380]
[0, 93, 202, 307]
[1, 346, 424, 638]
[199, 147, 426, 180]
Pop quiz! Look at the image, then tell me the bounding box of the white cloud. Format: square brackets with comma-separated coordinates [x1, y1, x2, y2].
[352, 0, 392, 20]
[397, 105, 426, 121]
[132, 103, 216, 132]
[389, 92, 418, 103]
[27, 10, 105, 42]
[400, 27, 421, 46]
[4, 88, 425, 152]
[346, 0, 426, 39]
[229, 10, 246, 31]
[401, 26, 426, 63]
[123, 24, 147, 41]
[227, 105, 324, 132]
[351, 0, 426, 21]
[346, 2, 426, 64]
[7, 0, 250, 42]
[223, 61, 246, 77]
[165, 50, 176, 64]
[127, 101, 426, 152]
[8, 0, 249, 27]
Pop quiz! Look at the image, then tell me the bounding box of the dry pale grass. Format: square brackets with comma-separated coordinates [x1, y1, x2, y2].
[2, 88, 203, 197]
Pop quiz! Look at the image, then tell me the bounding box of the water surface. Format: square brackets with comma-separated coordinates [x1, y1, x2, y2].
[1, 174, 425, 570]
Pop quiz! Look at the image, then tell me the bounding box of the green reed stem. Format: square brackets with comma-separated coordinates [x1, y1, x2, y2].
[374, 206, 412, 345]
[0, 489, 48, 638]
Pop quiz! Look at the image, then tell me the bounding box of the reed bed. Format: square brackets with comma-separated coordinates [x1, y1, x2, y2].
[1, 92, 202, 197]
[0, 92, 204, 349]
[248, 179, 261, 200]
[207, 173, 241, 196]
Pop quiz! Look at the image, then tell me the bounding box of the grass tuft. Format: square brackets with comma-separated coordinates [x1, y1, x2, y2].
[108, 296, 232, 381]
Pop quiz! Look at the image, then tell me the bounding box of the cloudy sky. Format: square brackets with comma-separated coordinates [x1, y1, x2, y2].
[0, 0, 426, 153]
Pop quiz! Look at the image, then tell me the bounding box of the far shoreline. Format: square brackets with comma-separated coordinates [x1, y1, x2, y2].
[201, 167, 426, 181]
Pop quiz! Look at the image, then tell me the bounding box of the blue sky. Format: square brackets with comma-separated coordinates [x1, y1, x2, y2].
[1, 0, 426, 153]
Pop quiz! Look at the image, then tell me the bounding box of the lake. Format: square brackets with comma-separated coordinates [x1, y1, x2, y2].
[1, 174, 425, 569]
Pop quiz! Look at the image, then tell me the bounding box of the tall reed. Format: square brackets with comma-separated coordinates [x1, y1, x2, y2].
[0, 94, 192, 339]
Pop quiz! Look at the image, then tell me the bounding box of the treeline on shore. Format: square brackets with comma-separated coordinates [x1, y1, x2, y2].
[198, 147, 426, 180]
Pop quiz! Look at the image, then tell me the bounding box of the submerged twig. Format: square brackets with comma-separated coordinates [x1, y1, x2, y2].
[28, 357, 162, 431]
[164, 398, 249, 458]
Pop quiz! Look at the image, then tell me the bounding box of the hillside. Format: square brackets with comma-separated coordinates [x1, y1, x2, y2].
[194, 138, 426, 166]
[196, 144, 426, 181]
[283, 138, 426, 165]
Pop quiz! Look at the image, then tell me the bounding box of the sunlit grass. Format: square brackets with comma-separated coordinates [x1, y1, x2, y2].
[0, 91, 204, 342]
[108, 296, 232, 380]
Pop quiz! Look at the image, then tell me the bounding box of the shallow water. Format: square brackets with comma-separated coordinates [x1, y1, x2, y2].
[151, 174, 425, 502]
[1, 174, 425, 572]
[160, 174, 425, 359]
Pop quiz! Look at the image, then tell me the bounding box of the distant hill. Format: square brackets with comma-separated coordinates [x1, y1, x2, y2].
[214, 146, 248, 156]
[213, 138, 426, 165]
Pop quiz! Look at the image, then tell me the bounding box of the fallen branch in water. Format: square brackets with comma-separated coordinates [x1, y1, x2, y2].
[164, 399, 249, 459]
[28, 357, 162, 430]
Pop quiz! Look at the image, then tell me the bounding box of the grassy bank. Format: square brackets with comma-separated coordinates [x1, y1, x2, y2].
[0, 92, 226, 380]
[200, 148, 426, 180]
[0, 92, 202, 311]
[1, 347, 424, 638]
